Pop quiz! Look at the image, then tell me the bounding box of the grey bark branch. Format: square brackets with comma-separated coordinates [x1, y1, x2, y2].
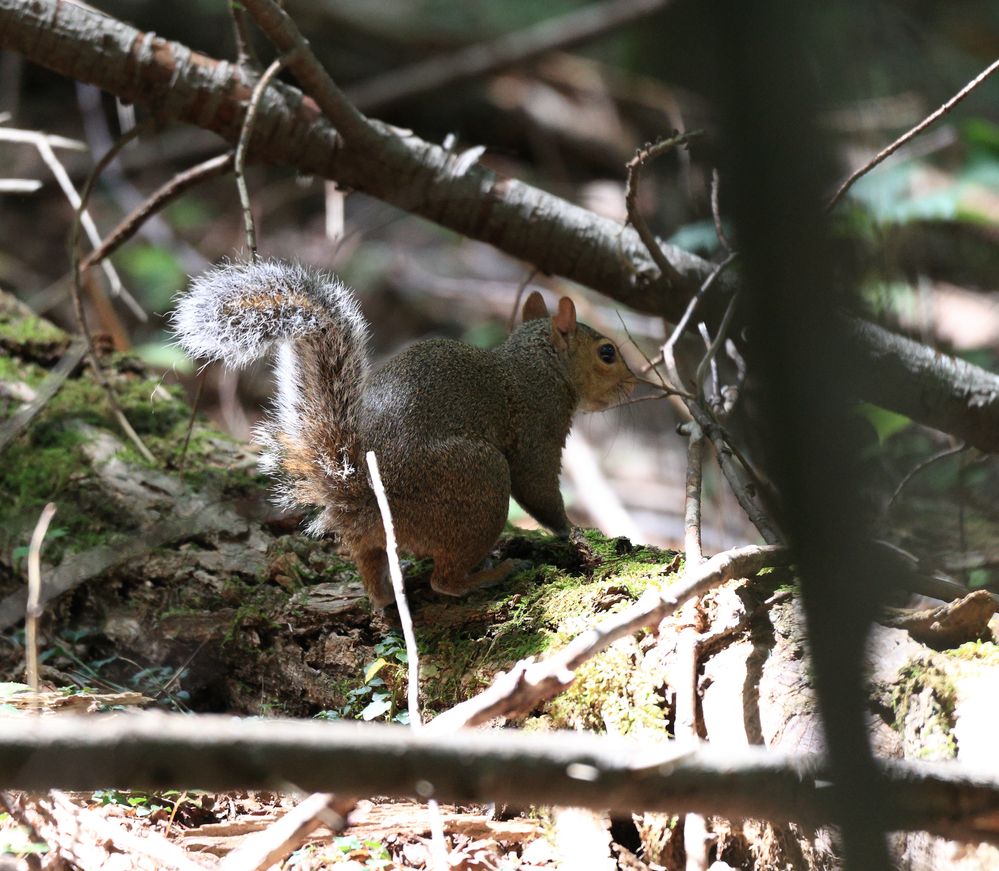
[1, 1, 998, 450]
[0, 714, 997, 845]
[430, 544, 792, 729]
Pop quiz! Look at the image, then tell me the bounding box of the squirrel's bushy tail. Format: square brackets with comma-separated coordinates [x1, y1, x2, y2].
[173, 259, 371, 534]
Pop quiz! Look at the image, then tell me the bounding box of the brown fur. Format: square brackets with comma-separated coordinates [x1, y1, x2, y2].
[337, 292, 635, 608]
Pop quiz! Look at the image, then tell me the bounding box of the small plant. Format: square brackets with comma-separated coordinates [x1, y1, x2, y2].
[0, 813, 49, 858]
[315, 632, 411, 724]
[91, 789, 183, 818]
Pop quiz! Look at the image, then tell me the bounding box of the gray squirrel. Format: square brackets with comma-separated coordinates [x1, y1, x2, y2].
[174, 259, 635, 608]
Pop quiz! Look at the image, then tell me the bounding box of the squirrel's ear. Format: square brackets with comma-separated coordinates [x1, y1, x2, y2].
[522, 291, 549, 323]
[553, 297, 577, 339]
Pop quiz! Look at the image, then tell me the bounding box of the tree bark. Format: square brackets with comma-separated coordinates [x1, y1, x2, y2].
[1, 0, 998, 451]
[0, 712, 997, 846]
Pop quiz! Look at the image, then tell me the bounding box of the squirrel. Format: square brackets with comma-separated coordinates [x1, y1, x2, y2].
[173, 259, 636, 609]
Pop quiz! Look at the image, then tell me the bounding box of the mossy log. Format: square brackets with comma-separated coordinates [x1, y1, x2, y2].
[1, 292, 997, 868]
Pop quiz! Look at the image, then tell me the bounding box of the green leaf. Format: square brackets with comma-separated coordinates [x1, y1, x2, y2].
[360, 696, 393, 721]
[364, 658, 388, 684]
[0, 683, 31, 698]
[968, 568, 992, 590]
[133, 341, 194, 373]
[854, 403, 911, 444]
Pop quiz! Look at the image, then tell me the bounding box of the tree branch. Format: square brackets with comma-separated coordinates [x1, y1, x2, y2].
[1, 0, 998, 450]
[0, 714, 996, 845]
[430, 544, 791, 730]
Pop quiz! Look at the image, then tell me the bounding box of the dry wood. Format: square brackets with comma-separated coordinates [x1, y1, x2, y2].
[0, 714, 995, 844]
[219, 792, 352, 871]
[9, 790, 209, 871]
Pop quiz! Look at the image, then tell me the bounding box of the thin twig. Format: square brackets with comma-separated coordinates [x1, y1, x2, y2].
[694, 290, 739, 405]
[696, 322, 719, 408]
[365, 452, 419, 724]
[507, 268, 538, 332]
[661, 251, 737, 391]
[681, 422, 704, 566]
[236, 55, 289, 259]
[220, 792, 352, 871]
[0, 126, 142, 320]
[676, 416, 709, 871]
[624, 130, 702, 291]
[175, 371, 205, 472]
[70, 123, 158, 465]
[685, 402, 783, 546]
[81, 151, 234, 272]
[239, 0, 383, 146]
[366, 451, 448, 869]
[887, 441, 968, 509]
[0, 178, 42, 193]
[26, 503, 57, 703]
[228, 0, 260, 70]
[710, 168, 733, 253]
[720, 338, 746, 418]
[827, 57, 999, 211]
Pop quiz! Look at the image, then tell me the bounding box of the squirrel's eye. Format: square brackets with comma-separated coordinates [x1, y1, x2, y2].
[598, 343, 616, 364]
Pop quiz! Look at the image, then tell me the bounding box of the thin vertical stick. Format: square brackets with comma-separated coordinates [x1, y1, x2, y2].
[26, 503, 57, 702]
[70, 124, 157, 465]
[365, 451, 448, 869]
[235, 55, 290, 259]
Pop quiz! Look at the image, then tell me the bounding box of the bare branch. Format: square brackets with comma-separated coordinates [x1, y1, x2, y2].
[827, 57, 999, 211]
[625, 131, 702, 291]
[430, 544, 791, 730]
[367, 450, 449, 866]
[888, 442, 969, 508]
[25, 502, 57, 699]
[2, 2, 998, 449]
[239, 0, 383, 146]
[235, 56, 289, 259]
[0, 126, 139, 319]
[219, 793, 352, 871]
[0, 714, 997, 844]
[81, 152, 234, 272]
[70, 122, 157, 465]
[0, 337, 87, 454]
[662, 252, 737, 392]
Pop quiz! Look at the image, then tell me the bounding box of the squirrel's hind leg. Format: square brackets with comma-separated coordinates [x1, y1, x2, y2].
[354, 548, 393, 610]
[431, 557, 530, 598]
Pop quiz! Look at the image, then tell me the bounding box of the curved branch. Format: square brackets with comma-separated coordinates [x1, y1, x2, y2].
[2, 0, 998, 450]
[0, 0, 709, 323]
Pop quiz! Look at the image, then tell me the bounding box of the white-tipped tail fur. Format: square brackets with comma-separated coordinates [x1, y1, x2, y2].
[173, 259, 371, 533]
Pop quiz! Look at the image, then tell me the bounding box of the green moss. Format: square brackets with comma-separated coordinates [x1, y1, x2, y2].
[892, 658, 958, 760]
[547, 640, 667, 735]
[946, 639, 999, 665]
[411, 545, 681, 725]
[0, 313, 66, 347]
